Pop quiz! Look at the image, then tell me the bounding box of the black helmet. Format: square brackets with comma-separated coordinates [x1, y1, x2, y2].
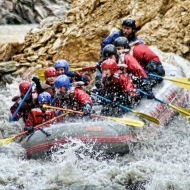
[113, 37, 129, 49]
[102, 44, 118, 58]
[122, 18, 136, 29]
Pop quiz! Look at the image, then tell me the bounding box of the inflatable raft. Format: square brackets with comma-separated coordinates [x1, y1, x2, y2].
[20, 62, 189, 159]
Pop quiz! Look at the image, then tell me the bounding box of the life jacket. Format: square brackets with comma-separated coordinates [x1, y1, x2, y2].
[31, 108, 55, 126]
[55, 85, 87, 112]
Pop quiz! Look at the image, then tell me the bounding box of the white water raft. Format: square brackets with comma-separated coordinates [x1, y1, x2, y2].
[20, 62, 189, 159]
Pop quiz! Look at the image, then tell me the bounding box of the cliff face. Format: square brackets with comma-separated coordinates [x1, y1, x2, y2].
[0, 0, 190, 81]
[0, 0, 71, 24]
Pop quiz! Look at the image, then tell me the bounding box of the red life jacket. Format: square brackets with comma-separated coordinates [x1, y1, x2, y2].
[31, 108, 55, 126]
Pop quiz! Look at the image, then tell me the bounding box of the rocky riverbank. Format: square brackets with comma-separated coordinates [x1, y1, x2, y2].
[0, 0, 190, 85]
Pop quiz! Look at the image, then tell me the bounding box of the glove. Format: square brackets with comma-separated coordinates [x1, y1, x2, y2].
[81, 75, 89, 85]
[113, 101, 121, 106]
[139, 77, 152, 91]
[95, 76, 102, 88]
[83, 103, 92, 115]
[25, 126, 34, 134]
[105, 92, 115, 101]
[124, 93, 141, 108]
[146, 90, 155, 99]
[12, 95, 21, 102]
[32, 76, 40, 84]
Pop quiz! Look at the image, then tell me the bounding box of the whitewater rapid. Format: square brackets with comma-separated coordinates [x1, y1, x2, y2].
[0, 48, 190, 190]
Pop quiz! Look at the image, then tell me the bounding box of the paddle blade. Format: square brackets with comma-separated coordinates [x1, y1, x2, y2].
[108, 117, 144, 127]
[132, 110, 160, 125]
[169, 104, 190, 121]
[163, 77, 190, 90]
[0, 136, 16, 145]
[37, 69, 45, 82]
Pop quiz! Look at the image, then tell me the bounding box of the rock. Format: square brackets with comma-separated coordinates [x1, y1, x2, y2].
[12, 66, 28, 76]
[0, 0, 71, 24]
[39, 16, 61, 29]
[0, 42, 24, 61]
[1, 0, 190, 82]
[0, 61, 17, 74]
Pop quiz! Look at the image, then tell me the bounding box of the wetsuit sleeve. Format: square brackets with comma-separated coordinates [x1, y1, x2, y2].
[135, 36, 144, 44]
[10, 103, 21, 121]
[119, 74, 137, 97]
[74, 88, 93, 106]
[124, 54, 147, 77]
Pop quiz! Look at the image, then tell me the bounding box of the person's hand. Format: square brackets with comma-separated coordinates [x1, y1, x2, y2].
[147, 91, 155, 99]
[83, 103, 92, 115]
[25, 126, 34, 134]
[32, 76, 40, 84]
[12, 95, 21, 103]
[81, 76, 88, 84]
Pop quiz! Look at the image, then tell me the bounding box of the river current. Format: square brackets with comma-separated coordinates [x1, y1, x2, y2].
[0, 25, 190, 190]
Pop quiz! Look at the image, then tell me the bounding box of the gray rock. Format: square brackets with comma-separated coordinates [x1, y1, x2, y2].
[0, 61, 17, 74]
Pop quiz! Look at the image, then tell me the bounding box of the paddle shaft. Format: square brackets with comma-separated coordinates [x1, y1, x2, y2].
[148, 73, 190, 90]
[10, 83, 34, 122]
[148, 73, 187, 83]
[43, 105, 145, 127]
[43, 105, 107, 119]
[91, 93, 132, 112]
[91, 92, 160, 125]
[138, 89, 168, 105]
[71, 65, 96, 71]
[15, 112, 68, 138]
[138, 89, 190, 118]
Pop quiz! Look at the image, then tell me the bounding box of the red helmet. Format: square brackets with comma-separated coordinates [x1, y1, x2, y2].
[44, 67, 57, 77]
[101, 58, 118, 74]
[19, 81, 31, 94]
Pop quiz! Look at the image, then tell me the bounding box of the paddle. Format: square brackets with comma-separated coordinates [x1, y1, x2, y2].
[91, 93, 160, 125]
[43, 105, 144, 127]
[0, 112, 68, 145]
[138, 89, 190, 122]
[10, 83, 34, 122]
[37, 66, 96, 82]
[148, 73, 190, 90]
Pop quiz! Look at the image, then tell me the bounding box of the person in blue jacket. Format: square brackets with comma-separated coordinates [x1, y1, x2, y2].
[100, 18, 144, 57]
[54, 59, 90, 86]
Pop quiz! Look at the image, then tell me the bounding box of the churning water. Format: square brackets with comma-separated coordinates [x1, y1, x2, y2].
[0, 45, 190, 190]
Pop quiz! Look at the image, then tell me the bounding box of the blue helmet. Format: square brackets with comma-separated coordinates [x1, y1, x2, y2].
[54, 59, 69, 74]
[54, 75, 70, 90]
[38, 92, 52, 104]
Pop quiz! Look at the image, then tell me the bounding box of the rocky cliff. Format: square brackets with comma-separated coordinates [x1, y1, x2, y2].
[0, 0, 190, 84]
[0, 0, 71, 24]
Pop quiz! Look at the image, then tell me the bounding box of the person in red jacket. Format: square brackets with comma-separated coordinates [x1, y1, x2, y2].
[113, 37, 147, 77]
[113, 37, 154, 98]
[54, 74, 93, 119]
[43, 67, 57, 96]
[25, 92, 55, 134]
[10, 81, 37, 122]
[132, 43, 165, 86]
[99, 58, 142, 116]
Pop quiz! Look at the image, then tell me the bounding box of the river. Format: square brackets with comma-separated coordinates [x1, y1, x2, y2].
[0, 25, 190, 190]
